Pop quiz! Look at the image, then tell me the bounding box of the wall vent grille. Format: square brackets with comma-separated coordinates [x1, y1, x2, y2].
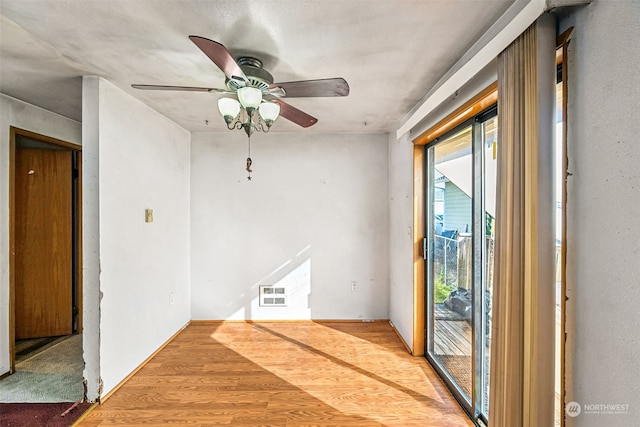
[259, 286, 287, 306]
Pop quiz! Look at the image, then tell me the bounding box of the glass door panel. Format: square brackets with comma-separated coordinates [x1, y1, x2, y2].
[428, 124, 474, 403]
[481, 115, 497, 419]
[425, 108, 497, 422]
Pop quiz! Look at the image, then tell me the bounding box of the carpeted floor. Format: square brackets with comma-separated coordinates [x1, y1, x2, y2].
[15, 337, 63, 364]
[0, 334, 84, 403]
[0, 402, 92, 427]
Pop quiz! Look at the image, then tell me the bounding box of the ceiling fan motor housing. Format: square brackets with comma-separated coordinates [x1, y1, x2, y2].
[226, 56, 274, 91]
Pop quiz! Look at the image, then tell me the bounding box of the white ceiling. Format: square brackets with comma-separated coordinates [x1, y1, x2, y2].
[0, 0, 515, 133]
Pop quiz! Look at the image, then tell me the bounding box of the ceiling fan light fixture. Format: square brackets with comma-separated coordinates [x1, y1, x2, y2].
[237, 86, 262, 110]
[132, 36, 351, 178]
[218, 97, 241, 123]
[259, 101, 280, 126]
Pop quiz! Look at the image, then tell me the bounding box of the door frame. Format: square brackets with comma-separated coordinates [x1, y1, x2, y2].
[412, 83, 497, 358]
[8, 126, 82, 373]
[412, 84, 497, 423]
[422, 111, 497, 422]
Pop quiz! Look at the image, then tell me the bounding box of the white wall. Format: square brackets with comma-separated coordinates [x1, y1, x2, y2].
[82, 78, 191, 397]
[0, 94, 81, 375]
[564, 1, 640, 424]
[388, 131, 415, 348]
[190, 132, 389, 320]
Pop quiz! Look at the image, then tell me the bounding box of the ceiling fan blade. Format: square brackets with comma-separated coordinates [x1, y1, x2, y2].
[189, 35, 248, 83]
[272, 99, 318, 128]
[131, 84, 230, 93]
[267, 87, 287, 97]
[269, 78, 349, 98]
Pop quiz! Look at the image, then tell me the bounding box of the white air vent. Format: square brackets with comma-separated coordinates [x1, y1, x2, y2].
[259, 286, 287, 307]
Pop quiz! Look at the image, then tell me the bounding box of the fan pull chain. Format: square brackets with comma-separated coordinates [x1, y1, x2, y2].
[246, 135, 252, 181]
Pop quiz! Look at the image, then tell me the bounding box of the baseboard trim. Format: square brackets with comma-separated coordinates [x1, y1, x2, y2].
[314, 319, 390, 323]
[71, 402, 99, 426]
[389, 320, 413, 355]
[190, 319, 390, 324]
[99, 321, 190, 403]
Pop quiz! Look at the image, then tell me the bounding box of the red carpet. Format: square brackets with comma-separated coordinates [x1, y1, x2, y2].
[0, 402, 92, 427]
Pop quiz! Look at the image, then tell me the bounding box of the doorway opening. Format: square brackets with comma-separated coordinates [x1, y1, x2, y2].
[423, 106, 497, 424]
[2, 127, 83, 402]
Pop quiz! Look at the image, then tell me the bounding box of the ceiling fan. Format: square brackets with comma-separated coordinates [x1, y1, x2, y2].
[132, 35, 350, 132]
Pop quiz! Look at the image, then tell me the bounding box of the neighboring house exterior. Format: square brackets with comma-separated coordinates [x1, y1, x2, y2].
[443, 181, 472, 235]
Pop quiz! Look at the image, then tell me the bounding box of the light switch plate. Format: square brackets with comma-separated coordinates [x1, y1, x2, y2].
[145, 209, 153, 223]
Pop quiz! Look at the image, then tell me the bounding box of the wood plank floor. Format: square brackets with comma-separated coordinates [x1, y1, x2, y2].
[80, 321, 473, 426]
[434, 319, 472, 357]
[434, 305, 472, 357]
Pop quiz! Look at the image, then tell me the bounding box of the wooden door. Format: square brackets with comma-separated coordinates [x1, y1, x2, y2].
[15, 147, 73, 339]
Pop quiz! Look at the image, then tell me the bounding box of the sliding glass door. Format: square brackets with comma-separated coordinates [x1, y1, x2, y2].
[425, 107, 497, 423]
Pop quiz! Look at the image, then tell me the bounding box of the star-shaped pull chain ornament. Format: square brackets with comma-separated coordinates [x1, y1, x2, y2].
[246, 157, 252, 180]
[245, 135, 252, 181]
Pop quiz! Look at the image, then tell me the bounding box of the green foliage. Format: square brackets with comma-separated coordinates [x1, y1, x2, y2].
[486, 212, 494, 236]
[434, 269, 456, 303]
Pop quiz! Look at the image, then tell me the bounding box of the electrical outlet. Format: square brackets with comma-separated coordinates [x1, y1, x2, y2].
[351, 281, 357, 292]
[169, 292, 175, 304]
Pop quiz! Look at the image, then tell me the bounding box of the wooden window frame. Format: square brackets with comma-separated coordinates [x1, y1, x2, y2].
[556, 27, 572, 427]
[411, 82, 497, 356]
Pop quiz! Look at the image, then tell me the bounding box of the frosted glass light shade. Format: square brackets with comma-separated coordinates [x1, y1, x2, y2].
[237, 87, 262, 109]
[218, 97, 240, 118]
[259, 101, 280, 122]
